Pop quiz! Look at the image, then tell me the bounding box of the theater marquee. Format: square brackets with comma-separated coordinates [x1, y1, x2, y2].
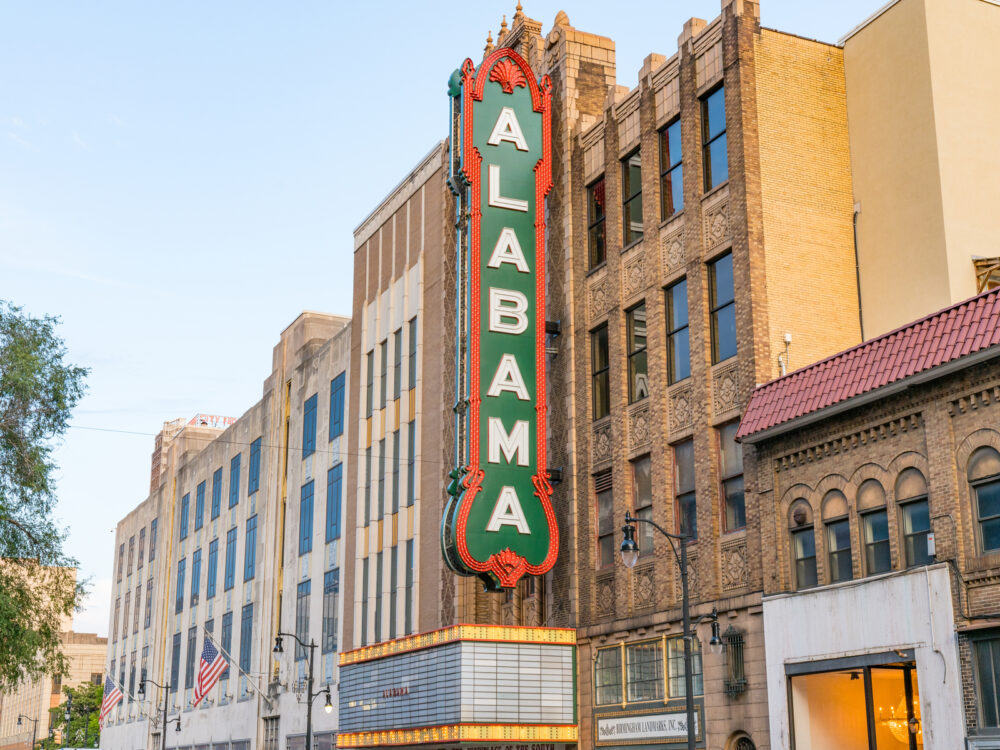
[443, 48, 556, 589]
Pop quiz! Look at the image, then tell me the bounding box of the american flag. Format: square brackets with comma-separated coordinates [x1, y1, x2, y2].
[99, 675, 123, 727]
[192, 637, 227, 708]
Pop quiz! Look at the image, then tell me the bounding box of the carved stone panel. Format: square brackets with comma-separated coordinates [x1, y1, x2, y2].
[589, 272, 611, 322]
[661, 227, 685, 275]
[669, 383, 694, 434]
[621, 248, 646, 301]
[703, 196, 730, 252]
[628, 401, 651, 452]
[596, 573, 616, 618]
[712, 360, 740, 417]
[721, 538, 748, 592]
[592, 420, 613, 468]
[632, 565, 655, 611]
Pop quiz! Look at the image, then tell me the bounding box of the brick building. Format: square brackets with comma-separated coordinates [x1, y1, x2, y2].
[739, 288, 1000, 749]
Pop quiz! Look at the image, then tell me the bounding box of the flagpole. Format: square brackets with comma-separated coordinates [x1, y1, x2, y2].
[201, 624, 274, 708]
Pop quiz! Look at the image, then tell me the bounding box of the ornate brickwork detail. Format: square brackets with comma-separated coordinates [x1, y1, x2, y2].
[596, 573, 615, 618]
[622, 250, 646, 301]
[589, 273, 610, 321]
[633, 564, 655, 610]
[592, 420, 613, 467]
[720, 538, 748, 592]
[661, 227, 685, 274]
[522, 596, 540, 627]
[703, 197, 730, 251]
[712, 360, 740, 417]
[950, 385, 1000, 417]
[502, 601, 516, 625]
[669, 383, 694, 433]
[774, 413, 923, 472]
[628, 401, 651, 451]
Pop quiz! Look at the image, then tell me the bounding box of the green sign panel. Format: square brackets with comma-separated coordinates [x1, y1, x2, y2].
[443, 49, 556, 589]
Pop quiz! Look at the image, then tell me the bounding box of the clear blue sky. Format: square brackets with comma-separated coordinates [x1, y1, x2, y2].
[1, 0, 883, 636]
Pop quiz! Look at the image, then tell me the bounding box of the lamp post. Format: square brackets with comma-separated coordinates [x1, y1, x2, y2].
[620, 511, 722, 750]
[137, 677, 174, 750]
[17, 714, 39, 750]
[274, 633, 332, 750]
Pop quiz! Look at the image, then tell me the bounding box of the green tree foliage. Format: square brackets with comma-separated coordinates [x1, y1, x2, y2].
[0, 301, 88, 690]
[44, 680, 102, 749]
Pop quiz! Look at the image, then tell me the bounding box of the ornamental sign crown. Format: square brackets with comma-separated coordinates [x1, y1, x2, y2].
[443, 49, 556, 590]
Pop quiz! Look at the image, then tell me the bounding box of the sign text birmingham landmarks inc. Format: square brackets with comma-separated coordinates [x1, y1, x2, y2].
[443, 48, 556, 589]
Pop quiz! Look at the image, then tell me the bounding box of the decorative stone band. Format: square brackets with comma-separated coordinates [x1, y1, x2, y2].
[337, 724, 579, 748]
[339, 624, 576, 666]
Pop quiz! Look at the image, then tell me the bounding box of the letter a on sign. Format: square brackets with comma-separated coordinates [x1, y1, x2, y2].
[445, 46, 556, 589]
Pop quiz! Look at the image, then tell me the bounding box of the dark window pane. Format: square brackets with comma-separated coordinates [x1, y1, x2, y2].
[827, 520, 853, 583]
[711, 253, 735, 306]
[723, 476, 745, 532]
[669, 328, 690, 383]
[597, 488, 614, 536]
[793, 528, 817, 588]
[976, 639, 1000, 727]
[592, 326, 610, 420]
[622, 151, 643, 245]
[706, 133, 728, 189]
[588, 179, 606, 269]
[713, 301, 737, 362]
[863, 510, 891, 574]
[627, 303, 648, 403]
[704, 87, 726, 140]
[678, 491, 697, 539]
[674, 440, 695, 494]
[666, 280, 690, 384]
[626, 641, 664, 702]
[595, 647, 622, 705]
[983, 518, 1000, 553]
[978, 481, 1000, 522]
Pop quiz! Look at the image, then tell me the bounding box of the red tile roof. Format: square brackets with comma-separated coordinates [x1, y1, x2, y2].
[737, 287, 1000, 441]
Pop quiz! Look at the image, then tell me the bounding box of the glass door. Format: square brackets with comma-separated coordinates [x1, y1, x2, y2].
[871, 666, 922, 748]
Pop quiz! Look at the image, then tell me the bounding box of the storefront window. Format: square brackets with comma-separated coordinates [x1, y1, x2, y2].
[594, 646, 623, 706]
[626, 641, 664, 702]
[667, 636, 703, 698]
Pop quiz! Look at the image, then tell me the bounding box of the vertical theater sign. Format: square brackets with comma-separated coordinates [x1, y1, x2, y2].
[443, 48, 557, 589]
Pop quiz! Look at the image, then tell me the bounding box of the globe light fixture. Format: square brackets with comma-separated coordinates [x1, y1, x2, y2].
[620, 522, 639, 569]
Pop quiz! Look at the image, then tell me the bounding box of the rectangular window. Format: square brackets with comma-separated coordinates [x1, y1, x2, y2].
[366, 350, 374, 418]
[149, 519, 157, 562]
[902, 499, 931, 567]
[133, 584, 141, 633]
[361, 557, 369, 647]
[113, 597, 120, 642]
[594, 647, 622, 705]
[408, 318, 418, 389]
[827, 518, 853, 583]
[128, 650, 137, 700]
[123, 591, 130, 640]
[170, 633, 181, 693]
[406, 421, 416, 507]
[220, 612, 233, 679]
[701, 85, 728, 191]
[138, 527, 145, 570]
[207, 539, 219, 598]
[302, 394, 318, 459]
[127, 535, 135, 574]
[377, 439, 386, 519]
[195, 482, 206, 531]
[389, 546, 398, 641]
[405, 539, 414, 635]
[224, 527, 238, 591]
[244, 515, 257, 581]
[974, 634, 1000, 728]
[300, 481, 314, 555]
[322, 569, 339, 654]
[118, 543, 124, 582]
[709, 252, 736, 364]
[229, 454, 241, 508]
[144, 578, 153, 629]
[587, 177, 606, 269]
[185, 626, 197, 689]
[375, 551, 384, 643]
[393, 329, 403, 402]
[179, 494, 190, 541]
[622, 150, 643, 245]
[659, 119, 683, 217]
[211, 468, 222, 520]
[793, 527, 818, 589]
[364, 446, 372, 525]
[665, 279, 690, 384]
[175, 558, 186, 614]
[239, 604, 253, 673]
[326, 465, 342, 542]
[626, 303, 648, 403]
[596, 471, 615, 568]
[248, 437, 262, 495]
[329, 372, 345, 440]
[719, 422, 745, 532]
[591, 325, 610, 420]
[379, 340, 388, 409]
[140, 645, 148, 688]
[632, 456, 653, 558]
[392, 430, 400, 514]
[667, 637, 703, 697]
[627, 641, 664, 702]
[863, 509, 891, 574]
[190, 549, 201, 607]
[674, 440, 697, 540]
[295, 581, 311, 661]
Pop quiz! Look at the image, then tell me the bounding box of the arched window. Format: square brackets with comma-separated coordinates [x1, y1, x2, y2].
[789, 501, 816, 590]
[858, 480, 890, 575]
[970, 447, 1000, 553]
[822, 490, 852, 583]
[896, 468, 930, 566]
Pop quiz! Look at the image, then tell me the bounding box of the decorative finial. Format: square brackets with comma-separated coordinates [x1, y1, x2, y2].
[513, 1, 524, 24]
[497, 14, 508, 44]
[484, 30, 494, 55]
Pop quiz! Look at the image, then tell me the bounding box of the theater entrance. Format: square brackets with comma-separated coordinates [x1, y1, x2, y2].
[788, 652, 922, 749]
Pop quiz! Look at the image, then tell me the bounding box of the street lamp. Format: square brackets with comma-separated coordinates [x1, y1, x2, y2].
[18, 714, 39, 750]
[620, 511, 722, 750]
[274, 632, 326, 750]
[138, 677, 172, 750]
